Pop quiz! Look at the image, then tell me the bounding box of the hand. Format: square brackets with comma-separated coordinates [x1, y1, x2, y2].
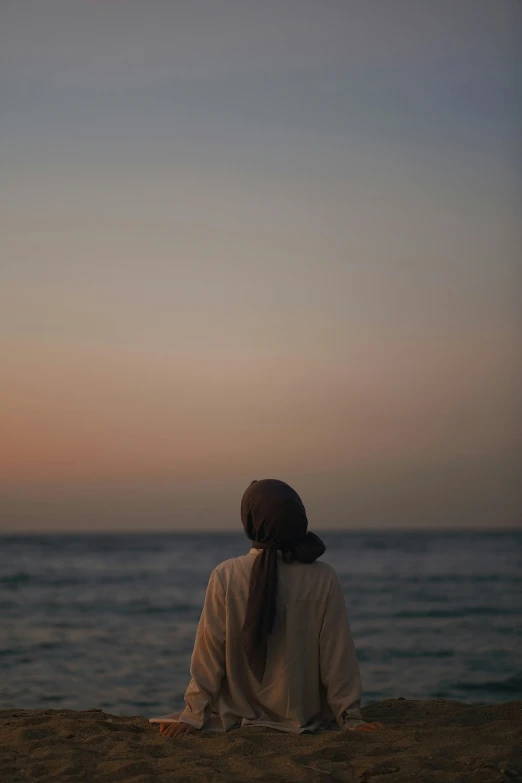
[354, 721, 384, 732]
[159, 721, 198, 738]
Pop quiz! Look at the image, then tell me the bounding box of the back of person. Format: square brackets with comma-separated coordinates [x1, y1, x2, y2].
[150, 479, 383, 736]
[214, 551, 340, 731]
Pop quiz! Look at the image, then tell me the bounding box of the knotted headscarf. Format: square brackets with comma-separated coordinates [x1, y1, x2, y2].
[240, 479, 326, 682]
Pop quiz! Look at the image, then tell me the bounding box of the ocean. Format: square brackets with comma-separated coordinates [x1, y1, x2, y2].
[1, 530, 520, 717]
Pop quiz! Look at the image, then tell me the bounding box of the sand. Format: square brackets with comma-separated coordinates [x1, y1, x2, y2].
[1, 700, 521, 783]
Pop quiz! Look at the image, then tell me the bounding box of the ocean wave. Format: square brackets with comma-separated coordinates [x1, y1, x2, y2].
[452, 674, 522, 695]
[392, 607, 518, 619]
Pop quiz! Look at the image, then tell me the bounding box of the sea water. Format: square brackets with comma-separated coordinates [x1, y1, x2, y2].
[1, 530, 520, 716]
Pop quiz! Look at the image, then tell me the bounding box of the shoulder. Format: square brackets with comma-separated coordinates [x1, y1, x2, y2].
[318, 560, 344, 585]
[310, 559, 336, 576]
[212, 553, 253, 580]
[303, 559, 339, 589]
[294, 558, 337, 579]
[290, 560, 343, 598]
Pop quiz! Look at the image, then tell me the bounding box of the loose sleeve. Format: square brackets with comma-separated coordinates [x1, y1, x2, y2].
[319, 572, 366, 730]
[178, 568, 226, 729]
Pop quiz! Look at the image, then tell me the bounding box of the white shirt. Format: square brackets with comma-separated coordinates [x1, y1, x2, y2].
[152, 548, 365, 733]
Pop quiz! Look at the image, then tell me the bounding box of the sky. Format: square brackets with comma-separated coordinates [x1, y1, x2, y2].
[1, 0, 521, 532]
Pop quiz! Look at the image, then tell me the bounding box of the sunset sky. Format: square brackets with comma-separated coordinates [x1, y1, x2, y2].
[1, 1, 521, 531]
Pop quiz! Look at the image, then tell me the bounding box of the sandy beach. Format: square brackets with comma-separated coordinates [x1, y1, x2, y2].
[1, 699, 520, 782]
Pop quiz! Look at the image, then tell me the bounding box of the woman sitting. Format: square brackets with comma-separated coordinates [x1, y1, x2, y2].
[152, 479, 383, 736]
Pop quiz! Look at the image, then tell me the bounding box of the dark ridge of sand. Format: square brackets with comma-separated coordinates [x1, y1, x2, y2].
[1, 700, 521, 783]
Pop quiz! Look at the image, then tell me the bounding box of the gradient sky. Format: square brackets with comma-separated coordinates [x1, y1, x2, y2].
[1, 0, 521, 531]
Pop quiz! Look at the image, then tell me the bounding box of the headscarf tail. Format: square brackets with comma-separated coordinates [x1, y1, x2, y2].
[240, 479, 325, 682]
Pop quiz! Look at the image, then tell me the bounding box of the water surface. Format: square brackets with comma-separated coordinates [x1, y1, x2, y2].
[1, 530, 520, 716]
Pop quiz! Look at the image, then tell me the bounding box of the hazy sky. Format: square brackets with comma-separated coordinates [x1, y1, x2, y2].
[1, 1, 521, 531]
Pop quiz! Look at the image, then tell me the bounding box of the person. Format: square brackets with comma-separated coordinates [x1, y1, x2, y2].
[151, 479, 383, 737]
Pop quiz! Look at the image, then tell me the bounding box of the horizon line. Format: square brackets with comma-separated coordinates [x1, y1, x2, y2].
[1, 526, 520, 536]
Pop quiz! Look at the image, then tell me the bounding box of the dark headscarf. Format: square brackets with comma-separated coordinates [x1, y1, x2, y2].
[240, 479, 326, 683]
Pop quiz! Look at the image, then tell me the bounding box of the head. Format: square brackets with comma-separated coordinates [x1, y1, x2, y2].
[241, 479, 308, 548]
